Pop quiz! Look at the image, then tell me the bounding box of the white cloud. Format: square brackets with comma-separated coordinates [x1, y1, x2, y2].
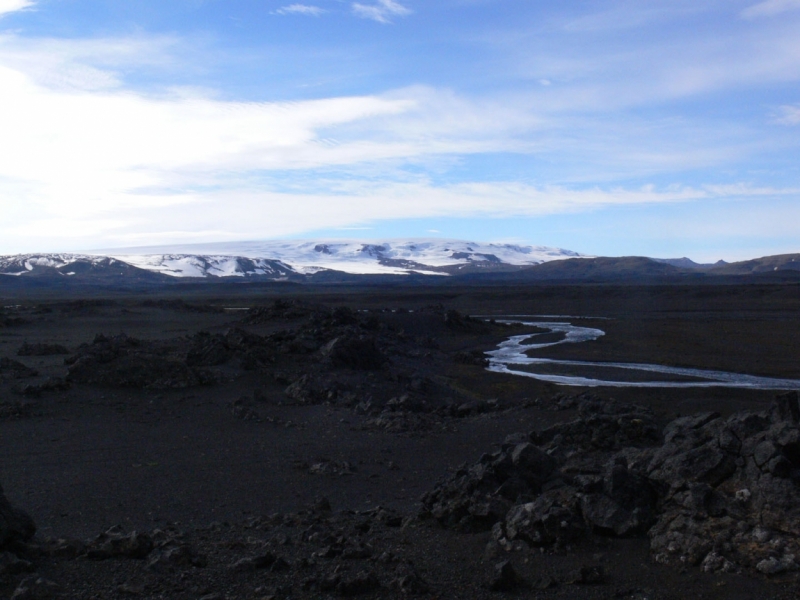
[775, 104, 800, 124]
[0, 11, 798, 254]
[742, 0, 800, 18]
[3, 167, 795, 253]
[0, 36, 550, 252]
[352, 0, 411, 24]
[0, 62, 417, 210]
[0, 34, 183, 91]
[275, 4, 326, 17]
[1, 30, 791, 253]
[0, 0, 33, 17]
[494, 17, 800, 115]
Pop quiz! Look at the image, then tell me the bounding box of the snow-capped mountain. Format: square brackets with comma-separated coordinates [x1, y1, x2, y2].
[102, 239, 588, 277]
[114, 255, 299, 279]
[0, 254, 132, 276]
[3, 244, 798, 284]
[0, 240, 588, 281]
[0, 254, 173, 282]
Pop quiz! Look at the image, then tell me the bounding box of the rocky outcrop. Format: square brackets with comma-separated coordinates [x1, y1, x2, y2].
[649, 392, 800, 574]
[0, 482, 36, 549]
[443, 309, 487, 333]
[423, 392, 800, 577]
[240, 299, 317, 323]
[16, 343, 69, 357]
[0, 358, 38, 381]
[420, 440, 559, 532]
[422, 398, 660, 536]
[65, 334, 212, 389]
[321, 335, 387, 370]
[186, 328, 275, 370]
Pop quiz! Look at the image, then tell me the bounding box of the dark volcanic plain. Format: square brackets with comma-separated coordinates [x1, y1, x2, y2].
[1, 282, 799, 599]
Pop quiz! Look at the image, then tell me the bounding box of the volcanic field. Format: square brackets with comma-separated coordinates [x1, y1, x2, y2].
[1, 283, 799, 599]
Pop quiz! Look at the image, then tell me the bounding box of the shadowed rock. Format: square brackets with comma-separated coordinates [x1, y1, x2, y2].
[423, 392, 800, 576]
[17, 342, 69, 356]
[0, 482, 36, 549]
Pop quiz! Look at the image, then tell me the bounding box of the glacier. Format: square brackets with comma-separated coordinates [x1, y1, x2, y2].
[0, 239, 588, 279]
[102, 239, 588, 277]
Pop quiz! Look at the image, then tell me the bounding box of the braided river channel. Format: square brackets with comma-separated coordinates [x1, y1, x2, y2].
[484, 316, 800, 390]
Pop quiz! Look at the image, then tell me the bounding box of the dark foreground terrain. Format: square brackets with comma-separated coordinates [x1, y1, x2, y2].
[1, 283, 799, 599]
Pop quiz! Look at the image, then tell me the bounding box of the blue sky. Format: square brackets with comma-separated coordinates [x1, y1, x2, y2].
[0, 0, 799, 260]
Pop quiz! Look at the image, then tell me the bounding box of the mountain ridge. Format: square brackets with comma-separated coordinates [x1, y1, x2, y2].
[97, 239, 588, 277]
[1, 242, 798, 286]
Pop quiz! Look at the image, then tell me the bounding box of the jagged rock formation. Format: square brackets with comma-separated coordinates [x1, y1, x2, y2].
[422, 392, 800, 576]
[0, 358, 38, 382]
[17, 343, 69, 357]
[0, 483, 35, 550]
[65, 334, 214, 390]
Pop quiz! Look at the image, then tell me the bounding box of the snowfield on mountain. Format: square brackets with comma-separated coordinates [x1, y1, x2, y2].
[105, 239, 588, 277]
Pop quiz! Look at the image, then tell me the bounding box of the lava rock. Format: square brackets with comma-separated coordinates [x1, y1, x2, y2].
[0, 482, 36, 549]
[10, 577, 61, 600]
[336, 570, 381, 596]
[147, 544, 207, 571]
[580, 458, 657, 536]
[17, 342, 69, 356]
[230, 551, 279, 572]
[443, 310, 486, 332]
[424, 394, 800, 577]
[504, 489, 584, 546]
[66, 334, 213, 389]
[0, 357, 38, 381]
[322, 335, 387, 370]
[567, 565, 605, 585]
[488, 560, 521, 591]
[0, 551, 35, 575]
[86, 529, 153, 560]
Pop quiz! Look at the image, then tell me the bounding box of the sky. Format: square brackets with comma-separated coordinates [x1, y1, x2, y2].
[0, 0, 799, 261]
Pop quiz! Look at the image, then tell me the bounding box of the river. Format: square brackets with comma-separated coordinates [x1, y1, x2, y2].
[484, 317, 800, 390]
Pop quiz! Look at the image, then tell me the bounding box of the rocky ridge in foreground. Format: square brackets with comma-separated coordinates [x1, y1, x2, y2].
[423, 392, 800, 578]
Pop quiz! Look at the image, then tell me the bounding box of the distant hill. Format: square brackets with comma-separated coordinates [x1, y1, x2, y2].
[491, 255, 800, 283]
[707, 254, 800, 275]
[460, 256, 688, 283]
[651, 257, 727, 269]
[522, 256, 682, 280]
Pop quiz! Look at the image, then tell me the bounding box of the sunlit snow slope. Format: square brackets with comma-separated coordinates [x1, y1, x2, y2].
[0, 254, 126, 276]
[0, 240, 588, 279]
[104, 239, 587, 277]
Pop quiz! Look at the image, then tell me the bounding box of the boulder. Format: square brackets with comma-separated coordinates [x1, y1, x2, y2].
[580, 459, 657, 536]
[86, 528, 153, 560]
[65, 334, 213, 389]
[504, 489, 584, 546]
[10, 577, 61, 600]
[0, 357, 38, 381]
[649, 396, 800, 572]
[321, 335, 387, 370]
[17, 343, 69, 356]
[488, 560, 521, 591]
[0, 482, 36, 548]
